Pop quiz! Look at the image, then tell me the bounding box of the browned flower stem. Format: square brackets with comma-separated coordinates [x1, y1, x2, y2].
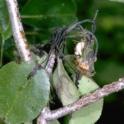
[37, 78, 124, 123]
[5, 0, 32, 62]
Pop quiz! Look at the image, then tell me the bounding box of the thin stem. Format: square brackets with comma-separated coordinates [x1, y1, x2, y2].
[5, 0, 31, 62]
[37, 78, 124, 123]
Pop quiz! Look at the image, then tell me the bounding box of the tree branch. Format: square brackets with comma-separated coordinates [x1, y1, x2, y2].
[5, 0, 31, 62]
[37, 77, 124, 123]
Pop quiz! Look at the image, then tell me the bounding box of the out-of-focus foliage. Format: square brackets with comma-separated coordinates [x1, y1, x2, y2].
[0, 61, 50, 124]
[53, 59, 80, 105]
[68, 76, 103, 124]
[110, 0, 124, 3]
[0, 0, 11, 40]
[48, 120, 60, 124]
[0, 0, 12, 66]
[53, 59, 103, 124]
[21, 0, 77, 42]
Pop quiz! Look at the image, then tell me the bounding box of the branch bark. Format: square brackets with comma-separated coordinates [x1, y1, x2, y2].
[37, 77, 124, 123]
[5, 0, 31, 62]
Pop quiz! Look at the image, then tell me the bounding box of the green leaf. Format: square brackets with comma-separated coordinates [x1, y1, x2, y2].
[78, 76, 99, 94]
[68, 100, 103, 124]
[0, 0, 11, 40]
[0, 0, 12, 66]
[21, 0, 77, 41]
[31, 51, 48, 67]
[48, 120, 60, 124]
[110, 0, 124, 3]
[53, 59, 80, 105]
[67, 76, 103, 124]
[21, 0, 77, 27]
[0, 62, 50, 124]
[24, 121, 32, 124]
[0, 118, 5, 124]
[63, 55, 77, 81]
[95, 60, 124, 85]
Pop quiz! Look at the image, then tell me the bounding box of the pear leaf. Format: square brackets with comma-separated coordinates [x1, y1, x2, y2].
[110, 0, 124, 3]
[53, 59, 80, 105]
[0, 61, 50, 124]
[48, 120, 60, 124]
[0, 0, 11, 40]
[67, 76, 103, 124]
[21, 0, 77, 41]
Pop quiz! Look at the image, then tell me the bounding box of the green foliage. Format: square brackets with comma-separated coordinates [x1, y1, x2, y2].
[21, 0, 76, 26]
[65, 76, 103, 124]
[78, 76, 99, 94]
[53, 59, 103, 124]
[53, 59, 80, 106]
[48, 120, 60, 124]
[110, 0, 124, 3]
[24, 122, 33, 124]
[67, 99, 103, 124]
[0, 62, 50, 124]
[95, 60, 124, 85]
[63, 55, 77, 81]
[69, 76, 103, 124]
[21, 0, 77, 41]
[0, 0, 12, 66]
[0, 0, 11, 40]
